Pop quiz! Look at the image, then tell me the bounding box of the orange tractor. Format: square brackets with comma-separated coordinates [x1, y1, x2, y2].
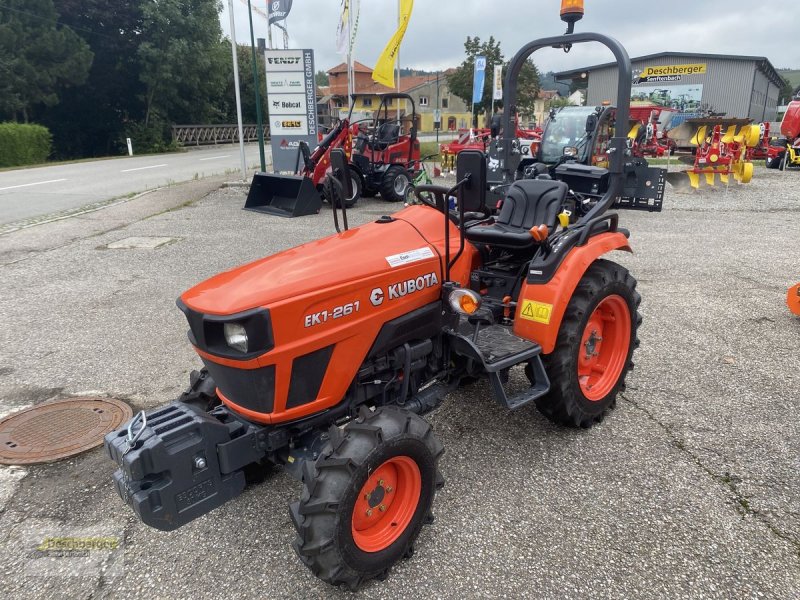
[105, 1, 664, 590]
[789, 284, 800, 316]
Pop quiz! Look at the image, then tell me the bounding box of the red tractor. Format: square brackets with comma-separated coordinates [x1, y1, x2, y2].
[105, 0, 664, 590]
[767, 97, 800, 170]
[245, 107, 361, 217]
[349, 93, 421, 202]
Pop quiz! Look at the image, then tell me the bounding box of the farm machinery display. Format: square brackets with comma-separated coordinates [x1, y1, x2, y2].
[244, 106, 359, 217]
[668, 121, 762, 189]
[244, 93, 422, 215]
[440, 118, 542, 173]
[767, 97, 800, 170]
[105, 0, 665, 590]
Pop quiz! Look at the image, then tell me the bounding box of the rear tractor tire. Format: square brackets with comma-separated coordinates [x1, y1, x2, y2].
[533, 259, 641, 428]
[290, 406, 444, 590]
[380, 165, 411, 202]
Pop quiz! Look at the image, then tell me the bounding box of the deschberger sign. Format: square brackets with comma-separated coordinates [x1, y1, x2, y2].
[635, 63, 707, 84]
[264, 49, 318, 172]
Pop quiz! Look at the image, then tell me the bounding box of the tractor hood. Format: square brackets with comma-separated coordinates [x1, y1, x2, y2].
[180, 214, 438, 316]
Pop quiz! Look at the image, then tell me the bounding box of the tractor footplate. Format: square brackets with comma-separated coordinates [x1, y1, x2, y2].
[104, 401, 264, 531]
[449, 323, 550, 410]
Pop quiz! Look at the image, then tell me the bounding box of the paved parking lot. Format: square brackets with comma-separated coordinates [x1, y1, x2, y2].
[0, 169, 798, 599]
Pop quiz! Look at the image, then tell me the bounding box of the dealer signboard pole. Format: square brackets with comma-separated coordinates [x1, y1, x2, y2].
[264, 49, 319, 172]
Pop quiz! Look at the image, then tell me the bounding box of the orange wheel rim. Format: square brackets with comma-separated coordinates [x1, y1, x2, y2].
[577, 295, 631, 402]
[351, 456, 421, 553]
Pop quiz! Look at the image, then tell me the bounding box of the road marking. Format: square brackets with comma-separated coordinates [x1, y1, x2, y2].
[0, 178, 68, 192]
[121, 164, 168, 173]
[199, 155, 231, 161]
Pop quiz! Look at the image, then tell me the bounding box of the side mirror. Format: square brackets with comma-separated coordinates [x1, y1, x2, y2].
[456, 150, 487, 213]
[586, 113, 598, 133]
[329, 148, 352, 199]
[563, 146, 578, 157]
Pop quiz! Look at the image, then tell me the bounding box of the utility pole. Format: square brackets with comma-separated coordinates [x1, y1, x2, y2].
[436, 71, 440, 144]
[396, 0, 401, 124]
[227, 0, 247, 180]
[347, 0, 353, 113]
[247, 0, 266, 172]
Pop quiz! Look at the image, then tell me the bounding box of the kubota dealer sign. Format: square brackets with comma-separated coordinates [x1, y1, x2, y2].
[635, 63, 707, 84]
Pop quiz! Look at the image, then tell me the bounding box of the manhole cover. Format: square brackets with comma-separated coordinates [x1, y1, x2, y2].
[106, 236, 178, 249]
[0, 397, 132, 465]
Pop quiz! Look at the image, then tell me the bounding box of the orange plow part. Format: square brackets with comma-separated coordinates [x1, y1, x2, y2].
[788, 283, 800, 316]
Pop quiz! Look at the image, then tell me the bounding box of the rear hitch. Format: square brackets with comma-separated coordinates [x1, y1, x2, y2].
[105, 401, 271, 531]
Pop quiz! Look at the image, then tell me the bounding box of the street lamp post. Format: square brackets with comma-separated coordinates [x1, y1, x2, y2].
[246, 0, 267, 173]
[227, 0, 247, 180]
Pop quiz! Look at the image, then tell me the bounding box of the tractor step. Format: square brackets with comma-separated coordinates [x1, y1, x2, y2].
[449, 323, 550, 410]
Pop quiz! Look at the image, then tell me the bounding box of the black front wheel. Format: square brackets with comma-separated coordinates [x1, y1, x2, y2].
[380, 165, 411, 202]
[533, 259, 641, 428]
[290, 406, 444, 590]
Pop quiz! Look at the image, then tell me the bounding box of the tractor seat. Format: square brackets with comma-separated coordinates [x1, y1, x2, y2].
[466, 179, 568, 249]
[372, 123, 401, 150]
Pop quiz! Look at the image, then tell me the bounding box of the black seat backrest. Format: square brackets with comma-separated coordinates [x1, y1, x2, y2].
[497, 179, 568, 230]
[374, 123, 400, 149]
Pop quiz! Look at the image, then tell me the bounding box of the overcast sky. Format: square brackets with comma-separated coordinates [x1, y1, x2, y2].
[220, 1, 798, 75]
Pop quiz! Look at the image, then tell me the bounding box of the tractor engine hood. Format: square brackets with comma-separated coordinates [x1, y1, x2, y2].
[180, 212, 441, 316]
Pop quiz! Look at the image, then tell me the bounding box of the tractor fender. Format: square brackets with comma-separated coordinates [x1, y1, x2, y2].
[513, 232, 632, 354]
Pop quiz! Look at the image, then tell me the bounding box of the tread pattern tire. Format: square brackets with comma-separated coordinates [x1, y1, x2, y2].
[535, 259, 641, 428]
[290, 406, 444, 590]
[380, 165, 411, 202]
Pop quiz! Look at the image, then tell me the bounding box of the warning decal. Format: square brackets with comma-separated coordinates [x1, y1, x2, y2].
[520, 300, 553, 324]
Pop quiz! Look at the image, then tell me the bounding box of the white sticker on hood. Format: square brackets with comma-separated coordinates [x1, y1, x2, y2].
[385, 247, 435, 268]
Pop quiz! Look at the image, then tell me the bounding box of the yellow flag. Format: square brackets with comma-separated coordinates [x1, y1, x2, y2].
[372, 0, 414, 88]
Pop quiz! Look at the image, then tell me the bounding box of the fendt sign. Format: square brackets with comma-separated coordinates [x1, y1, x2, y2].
[264, 49, 318, 172]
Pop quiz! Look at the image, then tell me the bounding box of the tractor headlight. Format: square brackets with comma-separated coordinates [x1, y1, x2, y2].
[449, 289, 482, 315]
[224, 322, 249, 353]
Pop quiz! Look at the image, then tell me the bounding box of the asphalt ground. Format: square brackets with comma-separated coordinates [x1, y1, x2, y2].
[0, 143, 265, 227]
[0, 167, 798, 599]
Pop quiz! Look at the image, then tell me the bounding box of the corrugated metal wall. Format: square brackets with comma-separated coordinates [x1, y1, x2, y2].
[585, 55, 779, 121]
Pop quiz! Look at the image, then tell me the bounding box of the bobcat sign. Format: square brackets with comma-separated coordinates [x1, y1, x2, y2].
[264, 49, 319, 172]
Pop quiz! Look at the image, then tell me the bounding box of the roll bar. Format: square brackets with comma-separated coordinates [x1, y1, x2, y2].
[500, 32, 633, 224]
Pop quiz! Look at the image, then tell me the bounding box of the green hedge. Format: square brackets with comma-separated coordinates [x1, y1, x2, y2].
[0, 123, 52, 168]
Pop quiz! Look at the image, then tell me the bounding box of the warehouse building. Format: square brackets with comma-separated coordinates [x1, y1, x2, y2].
[555, 52, 783, 123]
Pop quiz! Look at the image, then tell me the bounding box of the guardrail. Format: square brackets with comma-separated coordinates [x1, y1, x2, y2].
[171, 124, 270, 146]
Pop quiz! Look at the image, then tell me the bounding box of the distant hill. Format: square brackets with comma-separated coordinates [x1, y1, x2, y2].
[778, 69, 800, 90]
[539, 71, 571, 96]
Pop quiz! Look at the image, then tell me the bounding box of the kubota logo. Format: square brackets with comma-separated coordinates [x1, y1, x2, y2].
[369, 273, 439, 306]
[370, 288, 384, 306]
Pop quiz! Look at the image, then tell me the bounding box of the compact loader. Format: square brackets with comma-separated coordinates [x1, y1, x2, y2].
[106, 1, 664, 590]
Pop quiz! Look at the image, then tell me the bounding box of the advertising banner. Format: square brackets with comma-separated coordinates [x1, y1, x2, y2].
[472, 55, 486, 104]
[372, 0, 414, 87]
[492, 64, 503, 101]
[265, 49, 319, 172]
[634, 63, 707, 84]
[268, 0, 293, 25]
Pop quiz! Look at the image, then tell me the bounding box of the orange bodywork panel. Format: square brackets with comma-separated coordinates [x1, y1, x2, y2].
[788, 283, 800, 316]
[513, 232, 633, 354]
[180, 205, 477, 424]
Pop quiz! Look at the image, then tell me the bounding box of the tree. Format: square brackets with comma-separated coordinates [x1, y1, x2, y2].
[0, 0, 92, 122]
[44, 0, 144, 157]
[447, 36, 502, 125]
[777, 75, 796, 105]
[315, 70, 330, 87]
[447, 36, 540, 127]
[138, 0, 228, 127]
